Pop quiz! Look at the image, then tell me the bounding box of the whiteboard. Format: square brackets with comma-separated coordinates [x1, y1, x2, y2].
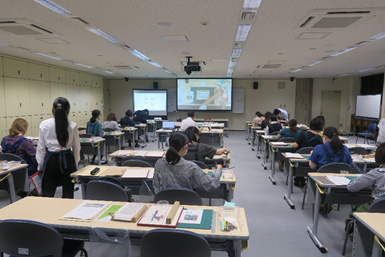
[355, 94, 382, 118]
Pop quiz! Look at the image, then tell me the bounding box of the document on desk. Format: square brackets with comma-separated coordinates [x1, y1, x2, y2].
[179, 209, 203, 224]
[270, 142, 288, 146]
[326, 175, 351, 186]
[112, 203, 147, 222]
[116, 151, 133, 156]
[284, 153, 305, 159]
[62, 202, 108, 220]
[145, 151, 165, 157]
[121, 169, 150, 179]
[133, 151, 148, 157]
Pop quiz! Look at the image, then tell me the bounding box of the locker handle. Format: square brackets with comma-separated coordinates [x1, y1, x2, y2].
[20, 103, 22, 107]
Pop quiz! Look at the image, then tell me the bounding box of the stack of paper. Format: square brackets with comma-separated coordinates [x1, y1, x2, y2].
[284, 153, 304, 159]
[121, 169, 150, 179]
[326, 175, 351, 186]
[134, 151, 148, 157]
[145, 151, 165, 157]
[62, 202, 108, 220]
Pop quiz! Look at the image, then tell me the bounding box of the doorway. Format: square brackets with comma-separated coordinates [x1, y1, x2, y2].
[320, 91, 341, 128]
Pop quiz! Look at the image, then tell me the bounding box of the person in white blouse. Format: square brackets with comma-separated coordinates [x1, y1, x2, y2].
[179, 112, 199, 132]
[36, 97, 80, 198]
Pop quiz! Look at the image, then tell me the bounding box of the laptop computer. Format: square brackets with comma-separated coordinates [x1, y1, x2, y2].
[162, 121, 175, 130]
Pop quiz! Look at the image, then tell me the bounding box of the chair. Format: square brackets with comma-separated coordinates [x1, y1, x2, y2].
[349, 147, 367, 155]
[356, 123, 377, 144]
[286, 147, 314, 186]
[302, 163, 352, 210]
[342, 198, 385, 255]
[121, 159, 153, 167]
[0, 153, 28, 196]
[141, 229, 211, 257]
[154, 188, 202, 205]
[0, 219, 87, 257]
[86, 180, 130, 202]
[191, 160, 209, 169]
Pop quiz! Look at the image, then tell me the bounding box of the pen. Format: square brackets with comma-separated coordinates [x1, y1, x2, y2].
[151, 210, 158, 221]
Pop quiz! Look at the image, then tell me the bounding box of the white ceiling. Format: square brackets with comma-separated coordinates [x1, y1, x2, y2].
[0, 0, 385, 79]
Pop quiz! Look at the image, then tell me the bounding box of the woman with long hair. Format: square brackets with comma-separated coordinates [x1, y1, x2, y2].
[36, 97, 80, 198]
[103, 112, 120, 131]
[86, 109, 106, 164]
[153, 132, 222, 194]
[309, 126, 352, 169]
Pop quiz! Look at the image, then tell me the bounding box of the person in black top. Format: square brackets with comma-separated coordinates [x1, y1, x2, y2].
[119, 109, 135, 127]
[292, 117, 323, 149]
[133, 109, 149, 143]
[266, 115, 282, 135]
[261, 111, 272, 130]
[183, 126, 230, 162]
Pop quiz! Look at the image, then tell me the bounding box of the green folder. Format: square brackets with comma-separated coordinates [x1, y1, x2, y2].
[345, 175, 362, 181]
[303, 155, 311, 160]
[177, 209, 213, 229]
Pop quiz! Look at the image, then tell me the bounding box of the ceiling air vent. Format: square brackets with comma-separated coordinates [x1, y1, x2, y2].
[0, 19, 53, 36]
[71, 17, 89, 25]
[262, 64, 281, 69]
[114, 65, 135, 69]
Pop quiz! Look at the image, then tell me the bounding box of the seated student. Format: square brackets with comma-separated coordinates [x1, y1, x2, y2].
[180, 112, 200, 132]
[347, 143, 385, 212]
[153, 132, 222, 194]
[119, 109, 136, 128]
[277, 119, 301, 139]
[133, 109, 149, 143]
[377, 118, 385, 146]
[183, 126, 230, 162]
[261, 111, 271, 130]
[103, 113, 120, 131]
[309, 127, 352, 170]
[292, 118, 323, 149]
[1, 118, 37, 176]
[265, 115, 282, 135]
[86, 110, 106, 164]
[252, 111, 264, 127]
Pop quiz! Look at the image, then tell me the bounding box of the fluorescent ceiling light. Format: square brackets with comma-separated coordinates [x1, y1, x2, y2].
[338, 73, 351, 77]
[74, 62, 94, 69]
[130, 49, 150, 61]
[243, 0, 262, 9]
[235, 24, 251, 42]
[102, 70, 113, 74]
[34, 0, 73, 15]
[33, 51, 62, 60]
[329, 46, 357, 57]
[163, 69, 173, 74]
[291, 68, 303, 73]
[368, 32, 385, 41]
[149, 61, 163, 68]
[87, 28, 123, 45]
[232, 48, 243, 58]
[307, 60, 323, 67]
[358, 67, 379, 73]
[0, 42, 11, 47]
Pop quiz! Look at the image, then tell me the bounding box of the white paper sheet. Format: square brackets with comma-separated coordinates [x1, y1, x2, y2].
[326, 175, 351, 186]
[62, 202, 108, 220]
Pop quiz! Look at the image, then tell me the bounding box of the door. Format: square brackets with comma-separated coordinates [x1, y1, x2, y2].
[321, 91, 341, 128]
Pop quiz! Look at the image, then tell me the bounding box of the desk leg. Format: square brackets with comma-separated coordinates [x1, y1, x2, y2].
[227, 239, 242, 257]
[119, 135, 123, 150]
[157, 134, 160, 149]
[353, 219, 376, 257]
[81, 182, 87, 199]
[97, 145, 101, 166]
[307, 186, 327, 253]
[269, 147, 276, 185]
[284, 165, 295, 209]
[7, 173, 17, 203]
[256, 135, 261, 158]
[262, 140, 267, 170]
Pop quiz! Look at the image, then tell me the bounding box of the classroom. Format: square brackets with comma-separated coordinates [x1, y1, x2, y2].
[0, 0, 385, 257]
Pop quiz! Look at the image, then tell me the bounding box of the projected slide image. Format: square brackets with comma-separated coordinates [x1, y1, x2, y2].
[133, 90, 167, 116]
[177, 79, 232, 111]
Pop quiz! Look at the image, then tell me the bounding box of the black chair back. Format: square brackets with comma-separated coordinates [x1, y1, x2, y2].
[278, 137, 294, 143]
[154, 188, 202, 205]
[349, 147, 367, 155]
[141, 229, 211, 257]
[122, 159, 153, 167]
[86, 180, 129, 202]
[317, 163, 352, 173]
[368, 198, 385, 213]
[296, 147, 314, 154]
[0, 153, 25, 163]
[191, 160, 209, 169]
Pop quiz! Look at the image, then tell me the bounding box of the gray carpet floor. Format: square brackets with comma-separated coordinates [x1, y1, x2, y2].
[0, 131, 372, 257]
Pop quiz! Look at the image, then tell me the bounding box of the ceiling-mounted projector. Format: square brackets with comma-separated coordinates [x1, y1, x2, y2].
[183, 56, 203, 75]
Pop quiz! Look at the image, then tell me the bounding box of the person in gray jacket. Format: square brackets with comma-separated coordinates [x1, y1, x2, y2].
[153, 132, 222, 194]
[347, 143, 385, 212]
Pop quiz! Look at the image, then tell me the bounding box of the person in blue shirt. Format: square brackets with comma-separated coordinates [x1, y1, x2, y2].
[277, 119, 301, 139]
[309, 126, 352, 170]
[86, 110, 106, 164]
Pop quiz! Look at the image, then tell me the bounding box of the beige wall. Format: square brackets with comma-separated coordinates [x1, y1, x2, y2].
[108, 77, 360, 131]
[311, 78, 361, 132]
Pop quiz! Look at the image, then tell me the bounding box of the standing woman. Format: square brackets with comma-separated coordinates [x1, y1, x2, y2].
[86, 109, 106, 164]
[36, 97, 80, 198]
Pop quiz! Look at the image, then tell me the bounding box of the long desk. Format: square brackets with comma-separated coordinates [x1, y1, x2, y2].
[307, 173, 372, 253]
[245, 121, 252, 142]
[0, 197, 249, 257]
[200, 129, 224, 148]
[353, 212, 385, 257]
[268, 142, 295, 185]
[71, 165, 236, 202]
[80, 137, 106, 165]
[120, 127, 138, 148]
[155, 129, 172, 149]
[104, 131, 124, 151]
[0, 163, 28, 203]
[110, 150, 231, 168]
[195, 118, 229, 137]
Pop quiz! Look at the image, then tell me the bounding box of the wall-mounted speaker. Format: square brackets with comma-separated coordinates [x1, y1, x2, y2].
[153, 82, 158, 89]
[253, 82, 258, 89]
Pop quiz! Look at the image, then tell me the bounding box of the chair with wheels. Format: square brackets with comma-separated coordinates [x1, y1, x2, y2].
[121, 159, 153, 167]
[356, 123, 377, 144]
[86, 180, 130, 202]
[0, 219, 87, 257]
[154, 188, 202, 205]
[141, 229, 211, 257]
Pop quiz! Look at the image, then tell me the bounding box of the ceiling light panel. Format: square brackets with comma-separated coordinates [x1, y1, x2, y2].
[33, 51, 62, 60]
[34, 0, 73, 15]
[87, 28, 123, 45]
[235, 24, 251, 42]
[243, 0, 262, 10]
